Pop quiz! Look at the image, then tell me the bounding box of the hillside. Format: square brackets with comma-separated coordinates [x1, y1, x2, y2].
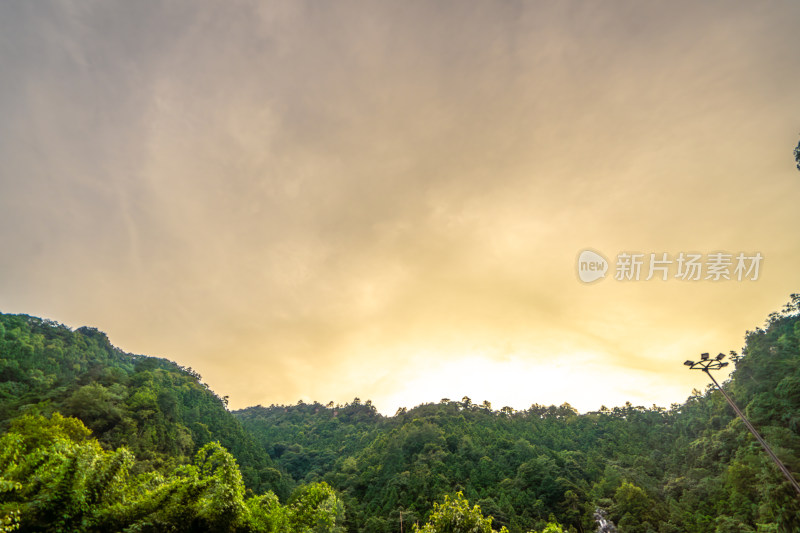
[0, 313, 286, 495]
[1, 294, 799, 532]
[235, 295, 800, 533]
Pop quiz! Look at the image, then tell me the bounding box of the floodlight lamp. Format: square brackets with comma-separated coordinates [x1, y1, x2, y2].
[684, 360, 695, 366]
[701, 352, 710, 361]
[720, 362, 729, 368]
[716, 353, 726, 361]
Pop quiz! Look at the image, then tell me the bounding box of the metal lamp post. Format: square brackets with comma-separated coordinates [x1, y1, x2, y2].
[684, 352, 800, 497]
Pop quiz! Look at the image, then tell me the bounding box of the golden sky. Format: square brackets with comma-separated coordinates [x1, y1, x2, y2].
[1, 1, 799, 414]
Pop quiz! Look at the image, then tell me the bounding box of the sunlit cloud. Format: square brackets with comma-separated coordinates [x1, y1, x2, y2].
[1, 1, 799, 415]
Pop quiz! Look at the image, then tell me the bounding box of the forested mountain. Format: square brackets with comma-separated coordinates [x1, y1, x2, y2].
[0, 313, 284, 494]
[0, 313, 343, 532]
[1, 294, 799, 532]
[236, 295, 800, 533]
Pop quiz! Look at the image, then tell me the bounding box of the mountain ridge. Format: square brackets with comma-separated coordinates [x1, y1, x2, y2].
[1, 295, 799, 531]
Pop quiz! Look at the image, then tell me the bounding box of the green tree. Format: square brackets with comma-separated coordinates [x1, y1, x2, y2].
[611, 482, 660, 533]
[286, 482, 345, 532]
[531, 524, 564, 533]
[0, 413, 346, 533]
[794, 137, 800, 171]
[413, 492, 508, 533]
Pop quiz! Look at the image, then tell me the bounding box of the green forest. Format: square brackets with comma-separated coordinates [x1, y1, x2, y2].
[1, 295, 800, 532]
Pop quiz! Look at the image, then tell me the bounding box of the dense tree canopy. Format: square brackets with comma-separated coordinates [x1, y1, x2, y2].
[2, 294, 800, 531]
[237, 295, 800, 533]
[0, 413, 344, 532]
[0, 313, 284, 495]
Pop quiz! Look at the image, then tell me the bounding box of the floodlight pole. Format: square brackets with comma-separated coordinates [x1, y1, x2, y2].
[686, 353, 800, 497]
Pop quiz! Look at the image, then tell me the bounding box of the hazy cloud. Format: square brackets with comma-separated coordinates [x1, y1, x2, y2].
[1, 1, 799, 413]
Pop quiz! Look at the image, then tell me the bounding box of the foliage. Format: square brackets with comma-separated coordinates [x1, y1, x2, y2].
[2, 296, 800, 532]
[0, 413, 344, 532]
[795, 137, 800, 171]
[0, 313, 283, 495]
[412, 492, 508, 533]
[237, 296, 800, 533]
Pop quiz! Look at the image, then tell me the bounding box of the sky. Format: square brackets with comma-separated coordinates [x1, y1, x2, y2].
[1, 1, 799, 415]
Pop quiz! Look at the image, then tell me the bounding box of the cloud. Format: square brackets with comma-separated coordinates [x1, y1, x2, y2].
[1, 1, 799, 414]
